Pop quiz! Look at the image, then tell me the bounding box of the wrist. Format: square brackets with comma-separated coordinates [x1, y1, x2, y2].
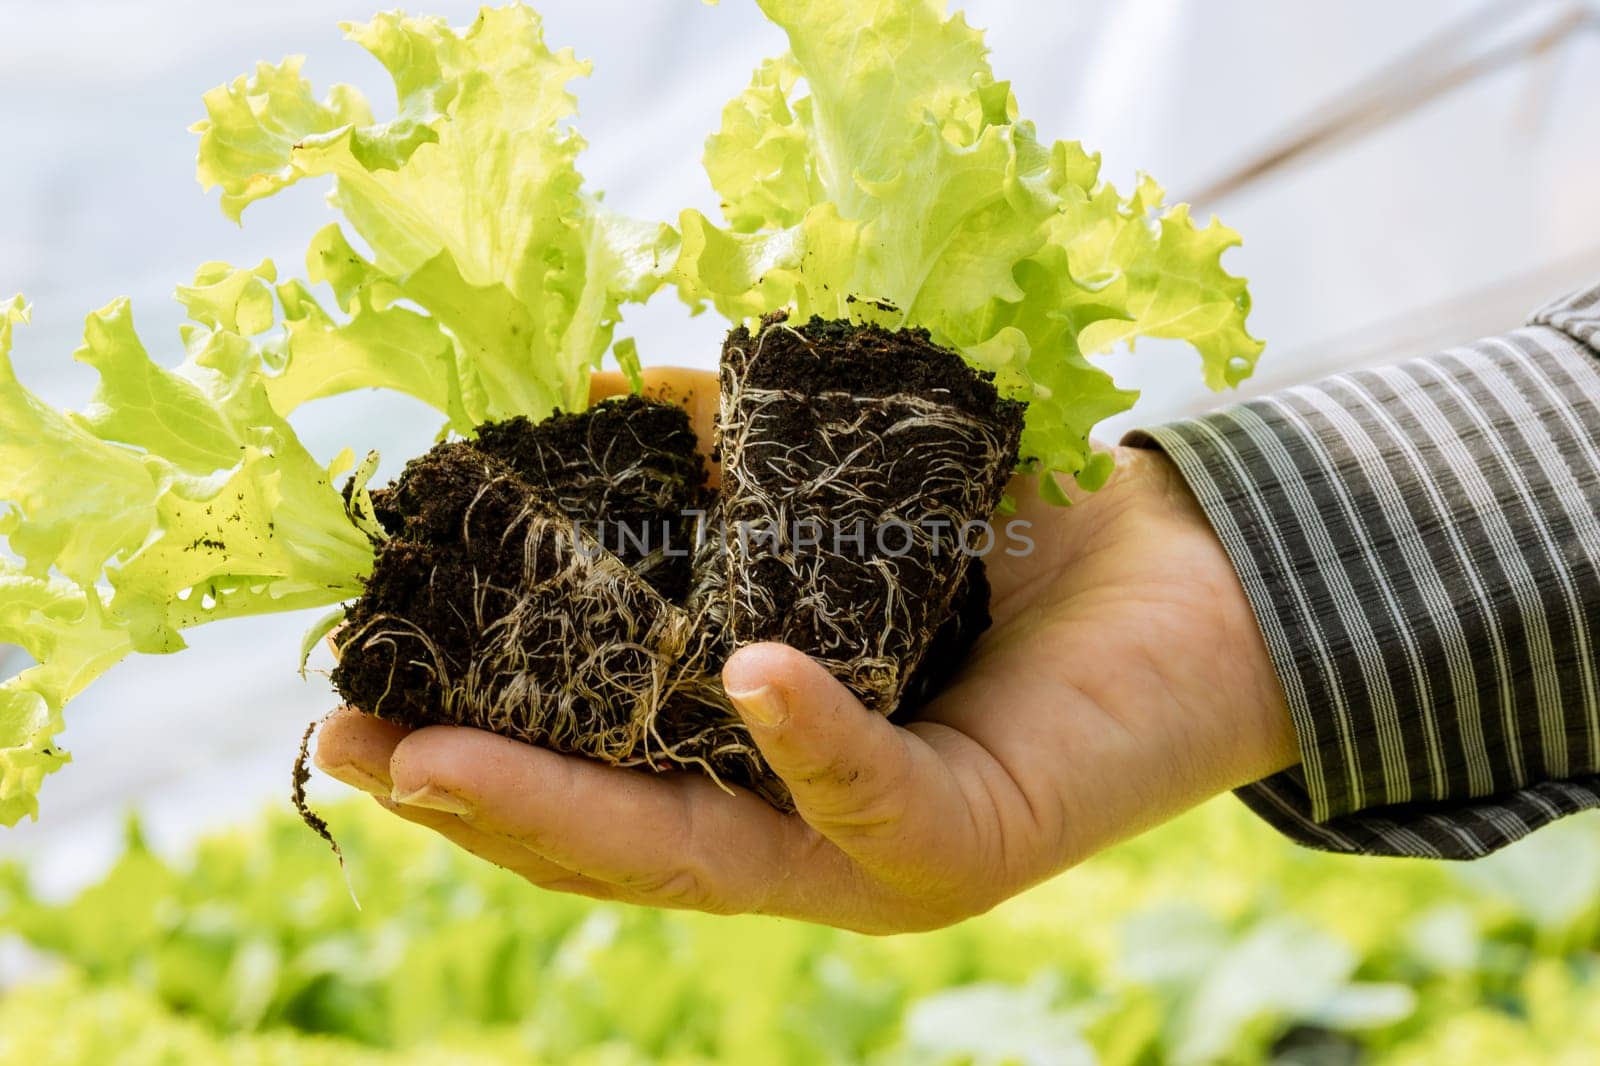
[1148, 449, 1299, 787]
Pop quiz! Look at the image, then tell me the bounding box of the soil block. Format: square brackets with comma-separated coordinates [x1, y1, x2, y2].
[333, 442, 698, 766]
[717, 314, 1024, 715]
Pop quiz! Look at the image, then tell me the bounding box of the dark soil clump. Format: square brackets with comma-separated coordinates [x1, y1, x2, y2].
[370, 396, 705, 600]
[473, 396, 706, 600]
[898, 559, 992, 714]
[332, 403, 765, 786]
[333, 442, 701, 762]
[718, 313, 1024, 715]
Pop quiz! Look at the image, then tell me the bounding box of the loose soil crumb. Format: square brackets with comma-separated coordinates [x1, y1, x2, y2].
[293, 719, 343, 867]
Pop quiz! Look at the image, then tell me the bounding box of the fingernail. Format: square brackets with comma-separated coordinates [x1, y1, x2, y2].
[391, 784, 474, 816]
[727, 683, 788, 728]
[324, 763, 389, 795]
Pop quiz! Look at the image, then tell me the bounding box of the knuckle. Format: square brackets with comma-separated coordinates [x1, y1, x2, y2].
[625, 864, 728, 911]
[797, 753, 914, 838]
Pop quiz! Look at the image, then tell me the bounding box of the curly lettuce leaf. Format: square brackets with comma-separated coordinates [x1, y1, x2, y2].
[193, 5, 675, 422]
[5, 6, 677, 823]
[0, 276, 372, 824]
[0, 572, 132, 825]
[271, 237, 472, 432]
[0, 300, 161, 587]
[678, 0, 1262, 486]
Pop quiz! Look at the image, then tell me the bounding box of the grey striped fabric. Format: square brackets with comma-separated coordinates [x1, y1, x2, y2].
[1126, 282, 1600, 859]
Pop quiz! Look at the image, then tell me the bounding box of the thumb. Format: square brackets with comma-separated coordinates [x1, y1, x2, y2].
[722, 643, 917, 841]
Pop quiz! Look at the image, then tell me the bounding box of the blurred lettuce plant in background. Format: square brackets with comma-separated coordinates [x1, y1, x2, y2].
[5, 797, 1600, 1065]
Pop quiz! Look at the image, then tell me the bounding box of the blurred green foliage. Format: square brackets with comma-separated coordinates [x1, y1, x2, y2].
[4, 797, 1600, 1064]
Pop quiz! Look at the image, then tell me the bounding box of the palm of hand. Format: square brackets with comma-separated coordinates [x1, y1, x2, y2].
[894, 449, 1293, 921]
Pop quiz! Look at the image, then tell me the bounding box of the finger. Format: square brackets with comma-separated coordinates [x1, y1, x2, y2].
[313, 705, 410, 794]
[372, 796, 618, 900]
[588, 369, 626, 402]
[315, 708, 612, 895]
[387, 726, 875, 923]
[590, 365, 720, 445]
[589, 367, 720, 487]
[721, 644, 936, 851]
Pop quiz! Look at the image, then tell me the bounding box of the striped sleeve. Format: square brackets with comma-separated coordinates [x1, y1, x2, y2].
[1125, 282, 1600, 859]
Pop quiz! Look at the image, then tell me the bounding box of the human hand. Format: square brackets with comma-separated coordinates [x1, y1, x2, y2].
[315, 367, 1297, 933]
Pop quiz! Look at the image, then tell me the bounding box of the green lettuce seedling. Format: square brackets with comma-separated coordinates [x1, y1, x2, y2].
[678, 0, 1262, 495]
[0, 7, 666, 824]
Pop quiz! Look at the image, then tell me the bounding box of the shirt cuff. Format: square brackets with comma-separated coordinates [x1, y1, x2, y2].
[1124, 282, 1600, 858]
